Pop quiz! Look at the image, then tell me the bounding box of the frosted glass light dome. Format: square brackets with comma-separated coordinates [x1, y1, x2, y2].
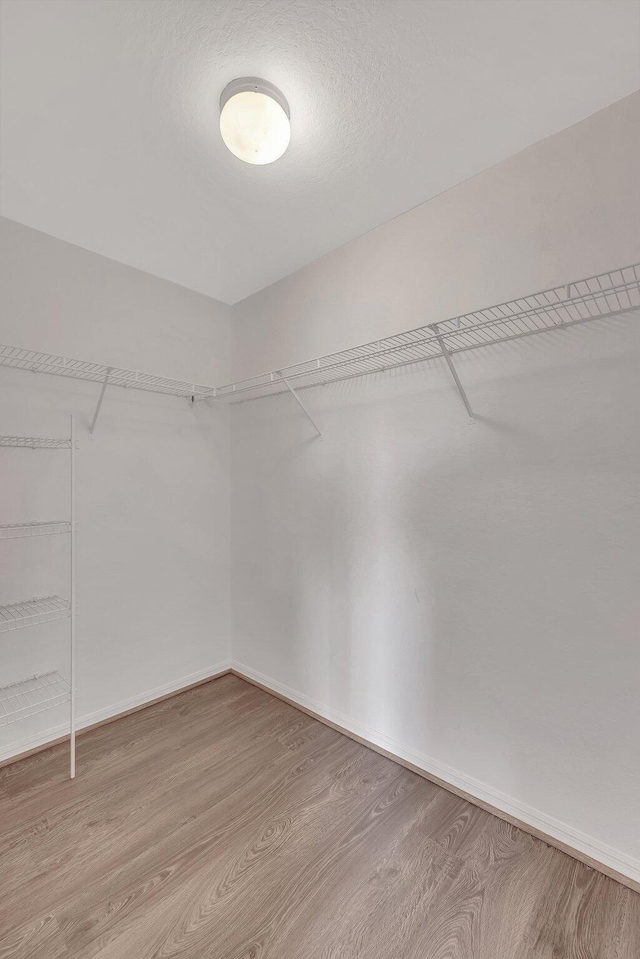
[219, 78, 291, 165]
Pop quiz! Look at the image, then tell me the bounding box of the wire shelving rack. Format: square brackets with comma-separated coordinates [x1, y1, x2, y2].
[0, 436, 71, 448]
[212, 263, 640, 403]
[0, 348, 215, 400]
[0, 672, 71, 728]
[0, 522, 71, 540]
[0, 597, 71, 633]
[0, 264, 637, 420]
[0, 417, 77, 777]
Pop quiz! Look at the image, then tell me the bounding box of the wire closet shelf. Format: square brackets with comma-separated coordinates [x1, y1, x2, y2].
[0, 264, 638, 407]
[0, 416, 77, 777]
[0, 521, 71, 539]
[0, 596, 71, 633]
[0, 672, 70, 727]
[214, 262, 640, 402]
[0, 350, 215, 400]
[0, 436, 71, 448]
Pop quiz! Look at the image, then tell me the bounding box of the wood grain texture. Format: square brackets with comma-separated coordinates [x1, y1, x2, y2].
[0, 674, 638, 958]
[231, 669, 640, 895]
[3, 665, 636, 896]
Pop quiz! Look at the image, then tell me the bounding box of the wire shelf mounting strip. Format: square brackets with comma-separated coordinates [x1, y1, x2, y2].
[0, 347, 217, 400]
[0, 672, 70, 727]
[213, 262, 640, 403]
[0, 596, 71, 633]
[0, 521, 71, 540]
[0, 435, 71, 448]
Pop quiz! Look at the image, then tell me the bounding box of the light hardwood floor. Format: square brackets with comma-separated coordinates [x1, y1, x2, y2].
[1, 674, 638, 958]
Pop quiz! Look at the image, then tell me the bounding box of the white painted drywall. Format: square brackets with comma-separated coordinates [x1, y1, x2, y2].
[230, 96, 640, 877]
[0, 218, 232, 760]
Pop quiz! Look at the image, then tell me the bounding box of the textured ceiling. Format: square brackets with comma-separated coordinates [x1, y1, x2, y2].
[1, 0, 638, 305]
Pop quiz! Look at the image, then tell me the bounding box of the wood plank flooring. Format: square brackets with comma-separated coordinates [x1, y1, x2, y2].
[1, 674, 638, 958]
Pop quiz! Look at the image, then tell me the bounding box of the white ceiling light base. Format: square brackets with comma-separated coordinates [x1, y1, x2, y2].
[219, 78, 291, 165]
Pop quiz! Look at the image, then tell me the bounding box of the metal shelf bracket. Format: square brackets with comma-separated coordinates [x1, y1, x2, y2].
[278, 373, 323, 438]
[430, 323, 474, 419]
[89, 367, 113, 438]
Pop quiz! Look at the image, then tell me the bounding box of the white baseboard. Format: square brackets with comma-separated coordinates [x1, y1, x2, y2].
[0, 660, 232, 764]
[231, 660, 640, 890]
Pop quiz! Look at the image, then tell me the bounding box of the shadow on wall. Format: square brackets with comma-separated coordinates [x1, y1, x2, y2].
[402, 404, 639, 804]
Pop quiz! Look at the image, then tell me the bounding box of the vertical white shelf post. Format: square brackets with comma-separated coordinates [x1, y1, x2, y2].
[70, 415, 76, 778]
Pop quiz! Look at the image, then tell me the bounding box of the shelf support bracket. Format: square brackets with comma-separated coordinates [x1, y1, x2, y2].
[278, 373, 323, 438]
[430, 325, 474, 418]
[89, 368, 113, 438]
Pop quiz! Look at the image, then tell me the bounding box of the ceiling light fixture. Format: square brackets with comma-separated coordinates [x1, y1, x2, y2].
[219, 78, 290, 165]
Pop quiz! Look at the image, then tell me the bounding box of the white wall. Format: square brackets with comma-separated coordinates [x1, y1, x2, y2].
[230, 94, 640, 881]
[0, 217, 232, 760]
